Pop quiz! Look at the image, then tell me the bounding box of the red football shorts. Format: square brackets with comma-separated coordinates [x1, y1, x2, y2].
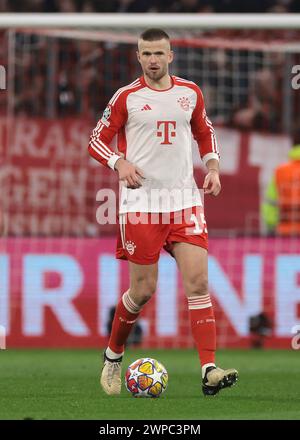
[116, 206, 208, 265]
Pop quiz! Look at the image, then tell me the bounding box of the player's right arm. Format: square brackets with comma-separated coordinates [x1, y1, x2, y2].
[88, 90, 144, 188]
[114, 157, 144, 188]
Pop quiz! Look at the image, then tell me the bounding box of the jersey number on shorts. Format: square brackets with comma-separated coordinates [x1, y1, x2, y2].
[190, 213, 208, 234]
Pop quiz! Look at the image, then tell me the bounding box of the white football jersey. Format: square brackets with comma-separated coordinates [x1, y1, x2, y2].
[89, 75, 219, 213]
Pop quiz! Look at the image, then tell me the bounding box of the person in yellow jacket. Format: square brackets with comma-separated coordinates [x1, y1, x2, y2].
[262, 143, 300, 235]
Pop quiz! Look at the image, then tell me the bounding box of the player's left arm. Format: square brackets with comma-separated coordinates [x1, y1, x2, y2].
[203, 158, 221, 196]
[191, 86, 221, 196]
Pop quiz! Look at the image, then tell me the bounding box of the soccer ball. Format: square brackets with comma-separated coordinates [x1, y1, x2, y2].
[125, 358, 168, 398]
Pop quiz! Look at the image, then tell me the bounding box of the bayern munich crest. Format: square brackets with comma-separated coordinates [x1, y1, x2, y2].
[125, 240, 136, 255]
[177, 97, 191, 111]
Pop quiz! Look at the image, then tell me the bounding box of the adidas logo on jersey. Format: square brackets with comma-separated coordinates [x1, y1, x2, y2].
[141, 104, 152, 111]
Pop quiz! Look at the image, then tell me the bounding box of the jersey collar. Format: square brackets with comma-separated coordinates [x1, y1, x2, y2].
[140, 75, 174, 92]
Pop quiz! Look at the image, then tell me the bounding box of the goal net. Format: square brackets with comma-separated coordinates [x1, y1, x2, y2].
[1, 17, 300, 349]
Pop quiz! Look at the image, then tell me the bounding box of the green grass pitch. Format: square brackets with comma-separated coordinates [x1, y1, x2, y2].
[0, 348, 299, 420]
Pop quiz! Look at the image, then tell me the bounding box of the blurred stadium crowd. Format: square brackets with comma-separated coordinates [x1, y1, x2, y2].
[0, 0, 300, 13]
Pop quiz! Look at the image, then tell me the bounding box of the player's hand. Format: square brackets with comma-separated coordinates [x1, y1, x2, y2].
[114, 157, 145, 189]
[203, 169, 221, 196]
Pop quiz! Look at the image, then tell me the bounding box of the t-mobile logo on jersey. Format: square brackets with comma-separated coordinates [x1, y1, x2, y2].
[157, 121, 176, 145]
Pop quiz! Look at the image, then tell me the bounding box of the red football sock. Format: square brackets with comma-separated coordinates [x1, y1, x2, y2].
[108, 290, 142, 355]
[188, 295, 216, 367]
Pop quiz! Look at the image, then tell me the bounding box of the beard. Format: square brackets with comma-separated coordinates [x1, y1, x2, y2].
[145, 66, 167, 82]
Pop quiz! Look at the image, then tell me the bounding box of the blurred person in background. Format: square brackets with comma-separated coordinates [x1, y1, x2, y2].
[249, 312, 272, 349]
[0, 0, 297, 12]
[233, 65, 283, 132]
[262, 132, 300, 236]
[57, 0, 77, 12]
[170, 0, 201, 13]
[0, 0, 9, 12]
[116, 0, 151, 12]
[6, 0, 44, 12]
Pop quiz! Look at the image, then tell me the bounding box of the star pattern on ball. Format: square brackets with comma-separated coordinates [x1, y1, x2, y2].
[127, 364, 145, 382]
[149, 367, 164, 386]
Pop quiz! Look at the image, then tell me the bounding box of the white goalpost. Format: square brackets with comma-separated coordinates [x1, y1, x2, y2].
[0, 12, 300, 28]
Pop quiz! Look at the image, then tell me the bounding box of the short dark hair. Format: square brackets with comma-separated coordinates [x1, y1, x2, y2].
[139, 28, 170, 42]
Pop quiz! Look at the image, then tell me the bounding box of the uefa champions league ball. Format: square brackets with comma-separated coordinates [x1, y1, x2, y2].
[125, 358, 168, 398]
